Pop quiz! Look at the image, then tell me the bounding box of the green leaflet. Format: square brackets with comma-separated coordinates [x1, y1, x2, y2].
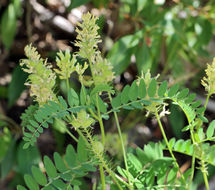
[77, 136, 88, 163]
[206, 120, 215, 139]
[24, 174, 39, 190]
[80, 85, 87, 105]
[185, 93, 196, 104]
[177, 88, 189, 99]
[121, 85, 130, 104]
[138, 79, 147, 98]
[44, 156, 58, 178]
[20, 141, 95, 190]
[68, 88, 79, 106]
[158, 80, 167, 97]
[148, 78, 157, 97]
[31, 166, 47, 186]
[58, 96, 68, 109]
[65, 145, 77, 168]
[54, 152, 67, 172]
[168, 83, 179, 97]
[17, 185, 27, 190]
[129, 80, 138, 101]
[111, 93, 121, 108]
[176, 100, 196, 124]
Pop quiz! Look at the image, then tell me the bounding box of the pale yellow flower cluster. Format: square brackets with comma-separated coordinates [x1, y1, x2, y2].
[20, 44, 56, 105]
[201, 58, 215, 96]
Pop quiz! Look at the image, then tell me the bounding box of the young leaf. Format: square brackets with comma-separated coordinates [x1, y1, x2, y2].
[121, 85, 130, 104]
[42, 122, 48, 128]
[29, 120, 39, 128]
[129, 80, 138, 101]
[168, 83, 179, 97]
[31, 166, 47, 186]
[24, 174, 39, 190]
[177, 88, 189, 99]
[185, 93, 196, 104]
[8, 65, 27, 107]
[199, 115, 208, 123]
[68, 88, 79, 107]
[148, 79, 157, 97]
[111, 93, 121, 108]
[191, 100, 202, 108]
[44, 156, 57, 178]
[138, 79, 147, 98]
[17, 185, 27, 190]
[52, 179, 67, 189]
[196, 107, 205, 114]
[97, 96, 107, 113]
[65, 145, 77, 167]
[58, 96, 68, 109]
[206, 120, 215, 139]
[0, 4, 17, 49]
[80, 85, 87, 105]
[158, 80, 167, 97]
[77, 137, 88, 163]
[54, 152, 67, 173]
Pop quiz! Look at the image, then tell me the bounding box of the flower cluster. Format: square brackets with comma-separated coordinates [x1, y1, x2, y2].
[201, 58, 215, 96]
[20, 44, 56, 105]
[75, 12, 101, 60]
[54, 49, 76, 79]
[75, 12, 115, 85]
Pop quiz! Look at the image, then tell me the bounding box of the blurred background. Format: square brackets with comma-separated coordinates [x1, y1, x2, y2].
[1, 0, 215, 189]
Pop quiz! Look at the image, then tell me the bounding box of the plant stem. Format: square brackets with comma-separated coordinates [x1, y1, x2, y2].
[201, 155, 210, 190]
[188, 127, 196, 189]
[83, 128, 124, 190]
[66, 78, 70, 92]
[63, 125, 78, 142]
[96, 94, 105, 145]
[108, 93, 132, 189]
[155, 110, 187, 185]
[204, 94, 210, 109]
[99, 165, 106, 190]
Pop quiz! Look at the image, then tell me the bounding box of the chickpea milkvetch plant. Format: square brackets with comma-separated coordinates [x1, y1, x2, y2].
[17, 12, 215, 190]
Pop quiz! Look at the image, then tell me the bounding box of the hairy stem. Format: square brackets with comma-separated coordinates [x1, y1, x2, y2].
[66, 78, 70, 92]
[204, 93, 210, 109]
[201, 156, 209, 190]
[96, 94, 105, 145]
[99, 165, 106, 190]
[155, 110, 187, 186]
[108, 92, 132, 189]
[188, 127, 196, 188]
[83, 128, 124, 190]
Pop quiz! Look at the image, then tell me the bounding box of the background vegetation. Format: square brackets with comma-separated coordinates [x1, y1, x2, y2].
[1, 0, 215, 189]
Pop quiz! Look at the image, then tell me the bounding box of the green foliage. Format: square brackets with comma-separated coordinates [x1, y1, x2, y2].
[117, 143, 186, 189]
[8, 65, 28, 107]
[108, 1, 214, 77]
[18, 138, 96, 190]
[18, 12, 215, 190]
[0, 0, 21, 49]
